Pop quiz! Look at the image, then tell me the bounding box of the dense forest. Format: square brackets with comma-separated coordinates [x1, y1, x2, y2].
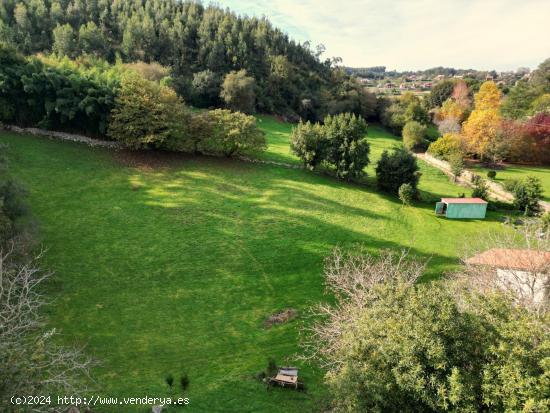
[0, 0, 375, 119]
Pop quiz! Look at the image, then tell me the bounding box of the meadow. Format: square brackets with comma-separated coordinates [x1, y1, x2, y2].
[470, 163, 550, 202]
[1, 119, 504, 412]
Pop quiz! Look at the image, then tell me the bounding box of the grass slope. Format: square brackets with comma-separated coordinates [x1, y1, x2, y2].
[1, 122, 503, 412]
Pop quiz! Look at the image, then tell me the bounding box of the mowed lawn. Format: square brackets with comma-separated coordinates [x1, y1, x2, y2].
[470, 163, 550, 202]
[1, 121, 504, 412]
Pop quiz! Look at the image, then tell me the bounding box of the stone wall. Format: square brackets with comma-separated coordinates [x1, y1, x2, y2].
[3, 125, 122, 149]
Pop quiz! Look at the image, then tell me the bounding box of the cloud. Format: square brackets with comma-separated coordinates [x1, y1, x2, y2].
[214, 0, 550, 70]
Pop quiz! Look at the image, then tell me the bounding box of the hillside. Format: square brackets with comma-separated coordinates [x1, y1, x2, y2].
[0, 121, 504, 412]
[0, 0, 334, 117]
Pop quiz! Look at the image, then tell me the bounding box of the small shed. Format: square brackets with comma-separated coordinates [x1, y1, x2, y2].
[435, 197, 487, 219]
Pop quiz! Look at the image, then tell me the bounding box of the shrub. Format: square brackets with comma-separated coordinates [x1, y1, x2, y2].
[541, 212, 550, 231]
[290, 121, 326, 170]
[427, 133, 463, 161]
[220, 69, 256, 114]
[324, 113, 370, 180]
[487, 170, 497, 179]
[398, 183, 415, 205]
[449, 153, 464, 181]
[107, 73, 189, 149]
[503, 179, 518, 192]
[376, 146, 420, 195]
[306, 248, 550, 413]
[165, 374, 174, 388]
[201, 109, 267, 157]
[402, 121, 427, 151]
[471, 175, 489, 200]
[511, 176, 543, 216]
[180, 374, 189, 393]
[524, 113, 550, 165]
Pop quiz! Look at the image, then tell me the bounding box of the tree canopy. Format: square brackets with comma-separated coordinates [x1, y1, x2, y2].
[0, 0, 348, 118]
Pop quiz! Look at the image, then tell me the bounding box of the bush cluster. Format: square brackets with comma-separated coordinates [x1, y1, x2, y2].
[0, 45, 121, 136]
[378, 93, 429, 135]
[507, 176, 543, 216]
[402, 121, 427, 151]
[0, 45, 266, 158]
[427, 133, 464, 161]
[291, 113, 370, 181]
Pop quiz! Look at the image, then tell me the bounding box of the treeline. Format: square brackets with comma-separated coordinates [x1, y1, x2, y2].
[347, 65, 491, 79]
[374, 57, 550, 165]
[0, 0, 375, 120]
[0, 45, 121, 136]
[0, 44, 267, 157]
[425, 58, 550, 165]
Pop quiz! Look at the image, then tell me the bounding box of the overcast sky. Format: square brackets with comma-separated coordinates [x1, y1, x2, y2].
[213, 0, 550, 71]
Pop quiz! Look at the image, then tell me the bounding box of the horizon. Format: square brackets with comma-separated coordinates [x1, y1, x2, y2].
[215, 0, 550, 72]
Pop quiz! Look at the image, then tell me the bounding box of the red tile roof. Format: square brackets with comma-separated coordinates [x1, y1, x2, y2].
[466, 248, 550, 270]
[441, 197, 488, 204]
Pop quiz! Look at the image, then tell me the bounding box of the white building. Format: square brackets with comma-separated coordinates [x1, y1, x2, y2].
[466, 248, 550, 306]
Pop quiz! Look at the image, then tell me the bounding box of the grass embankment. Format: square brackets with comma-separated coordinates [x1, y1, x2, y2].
[1, 119, 503, 412]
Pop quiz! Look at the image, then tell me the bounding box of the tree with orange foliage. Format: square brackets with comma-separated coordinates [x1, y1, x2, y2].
[451, 80, 471, 108]
[462, 81, 502, 161]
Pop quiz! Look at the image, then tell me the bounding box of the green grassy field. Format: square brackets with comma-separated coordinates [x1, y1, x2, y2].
[470, 163, 550, 202]
[1, 120, 504, 412]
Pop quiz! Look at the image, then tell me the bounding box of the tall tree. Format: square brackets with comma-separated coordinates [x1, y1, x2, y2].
[462, 81, 502, 160]
[220, 69, 256, 114]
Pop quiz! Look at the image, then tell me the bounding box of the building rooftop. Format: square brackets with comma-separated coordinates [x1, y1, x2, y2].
[441, 197, 488, 204]
[466, 248, 550, 270]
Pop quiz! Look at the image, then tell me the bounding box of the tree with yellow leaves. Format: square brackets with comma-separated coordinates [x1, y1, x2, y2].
[473, 81, 501, 110]
[462, 81, 502, 161]
[436, 98, 467, 124]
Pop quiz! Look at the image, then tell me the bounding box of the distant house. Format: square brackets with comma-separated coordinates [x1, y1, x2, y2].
[435, 197, 487, 219]
[434, 74, 445, 81]
[466, 248, 550, 305]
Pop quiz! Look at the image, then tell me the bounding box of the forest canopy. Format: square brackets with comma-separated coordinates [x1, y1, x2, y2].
[0, 0, 367, 119]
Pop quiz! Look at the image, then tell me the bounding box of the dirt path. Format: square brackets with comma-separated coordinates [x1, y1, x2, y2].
[416, 152, 550, 212]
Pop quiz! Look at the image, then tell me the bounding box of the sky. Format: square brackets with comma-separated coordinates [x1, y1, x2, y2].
[212, 0, 550, 71]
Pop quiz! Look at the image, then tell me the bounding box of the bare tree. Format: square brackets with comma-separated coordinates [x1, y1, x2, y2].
[455, 221, 550, 314]
[302, 248, 426, 368]
[0, 242, 93, 412]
